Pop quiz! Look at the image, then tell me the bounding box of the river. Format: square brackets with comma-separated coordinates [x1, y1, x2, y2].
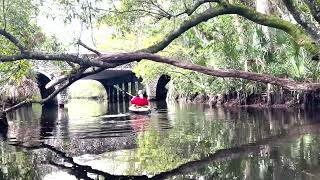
[1, 99, 320, 179]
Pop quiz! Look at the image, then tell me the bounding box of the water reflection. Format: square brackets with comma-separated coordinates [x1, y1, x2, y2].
[130, 114, 150, 133]
[1, 101, 320, 179]
[67, 99, 108, 118]
[40, 104, 58, 139]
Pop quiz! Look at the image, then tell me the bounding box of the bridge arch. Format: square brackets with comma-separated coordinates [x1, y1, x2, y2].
[36, 72, 57, 105]
[33, 61, 152, 105]
[83, 69, 144, 103]
[155, 75, 171, 100]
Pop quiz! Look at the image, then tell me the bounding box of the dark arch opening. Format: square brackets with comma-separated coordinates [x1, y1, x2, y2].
[37, 73, 57, 105]
[94, 72, 142, 102]
[156, 75, 171, 100]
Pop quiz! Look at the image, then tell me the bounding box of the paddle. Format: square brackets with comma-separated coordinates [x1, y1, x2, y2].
[112, 85, 134, 97]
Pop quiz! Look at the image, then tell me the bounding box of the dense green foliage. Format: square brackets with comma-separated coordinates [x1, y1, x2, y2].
[90, 0, 320, 100]
[0, 0, 36, 84]
[0, 0, 68, 101]
[132, 16, 320, 98]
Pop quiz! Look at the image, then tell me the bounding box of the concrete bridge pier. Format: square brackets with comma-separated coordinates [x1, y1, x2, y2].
[118, 83, 124, 102]
[107, 87, 112, 103]
[129, 81, 136, 97]
[34, 61, 70, 106]
[107, 86, 118, 103]
[123, 83, 129, 101]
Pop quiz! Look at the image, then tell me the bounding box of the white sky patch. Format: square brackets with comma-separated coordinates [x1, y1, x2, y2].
[36, 17, 97, 53]
[35, 0, 112, 53]
[43, 171, 77, 180]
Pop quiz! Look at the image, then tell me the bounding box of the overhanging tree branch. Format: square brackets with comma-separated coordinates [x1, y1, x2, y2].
[98, 52, 320, 91]
[283, 0, 320, 45]
[77, 40, 101, 56]
[304, 0, 320, 24]
[140, 6, 231, 53]
[174, 0, 221, 17]
[0, 52, 109, 67]
[141, 3, 319, 57]
[0, 29, 26, 53]
[1, 46, 320, 94]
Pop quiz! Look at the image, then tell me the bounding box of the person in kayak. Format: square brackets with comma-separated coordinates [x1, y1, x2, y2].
[130, 90, 149, 107]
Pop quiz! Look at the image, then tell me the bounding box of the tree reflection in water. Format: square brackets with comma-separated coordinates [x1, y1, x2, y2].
[1, 103, 320, 179]
[9, 143, 148, 180]
[6, 121, 320, 180]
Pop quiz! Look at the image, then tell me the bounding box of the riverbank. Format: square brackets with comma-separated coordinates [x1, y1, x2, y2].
[169, 90, 320, 108]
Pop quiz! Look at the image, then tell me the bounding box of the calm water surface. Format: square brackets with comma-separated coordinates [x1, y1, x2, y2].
[1, 99, 320, 180]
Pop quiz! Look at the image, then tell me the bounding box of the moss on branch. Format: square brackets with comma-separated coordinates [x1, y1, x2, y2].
[226, 3, 319, 56]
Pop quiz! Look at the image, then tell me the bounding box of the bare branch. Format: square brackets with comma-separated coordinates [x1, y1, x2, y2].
[3, 65, 109, 114]
[45, 67, 101, 90]
[94, 0, 221, 19]
[175, 0, 221, 17]
[0, 29, 26, 53]
[95, 7, 168, 19]
[148, 0, 174, 18]
[0, 52, 110, 67]
[3, 80, 71, 113]
[77, 40, 101, 56]
[1, 48, 320, 114]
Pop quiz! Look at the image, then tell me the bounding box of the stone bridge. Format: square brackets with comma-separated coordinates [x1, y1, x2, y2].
[32, 60, 171, 105]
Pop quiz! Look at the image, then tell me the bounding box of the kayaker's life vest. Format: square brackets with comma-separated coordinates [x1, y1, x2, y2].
[130, 96, 149, 106]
